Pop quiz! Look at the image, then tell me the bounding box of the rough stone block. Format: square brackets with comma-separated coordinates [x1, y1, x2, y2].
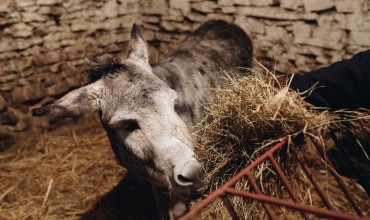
[120, 14, 141, 28]
[162, 9, 184, 21]
[312, 27, 344, 41]
[316, 56, 330, 65]
[43, 42, 60, 52]
[303, 0, 334, 12]
[142, 0, 168, 15]
[155, 32, 185, 43]
[233, 0, 252, 5]
[222, 6, 236, 14]
[65, 75, 87, 88]
[117, 1, 139, 15]
[206, 13, 234, 23]
[295, 54, 316, 72]
[265, 25, 288, 41]
[144, 30, 155, 41]
[349, 31, 370, 46]
[142, 15, 161, 23]
[0, 82, 16, 91]
[71, 19, 90, 32]
[236, 6, 318, 20]
[0, 37, 42, 53]
[142, 23, 161, 31]
[155, 32, 173, 42]
[339, 13, 370, 31]
[292, 21, 312, 42]
[0, 12, 21, 26]
[235, 15, 265, 35]
[218, 0, 233, 6]
[191, 1, 218, 13]
[0, 51, 18, 61]
[15, 30, 33, 38]
[16, 0, 35, 8]
[0, 74, 18, 83]
[34, 51, 66, 66]
[102, 0, 118, 18]
[281, 0, 303, 10]
[187, 12, 207, 23]
[60, 39, 77, 47]
[11, 83, 47, 103]
[160, 21, 192, 31]
[292, 26, 346, 50]
[43, 31, 74, 42]
[170, 0, 190, 15]
[3, 23, 34, 38]
[94, 17, 122, 30]
[335, 0, 364, 13]
[22, 12, 46, 22]
[47, 83, 69, 96]
[15, 57, 33, 71]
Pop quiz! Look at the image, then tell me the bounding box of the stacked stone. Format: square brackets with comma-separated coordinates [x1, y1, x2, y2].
[0, 0, 139, 148]
[141, 0, 370, 73]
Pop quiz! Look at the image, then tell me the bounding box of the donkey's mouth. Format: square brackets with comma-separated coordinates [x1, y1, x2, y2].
[177, 191, 203, 200]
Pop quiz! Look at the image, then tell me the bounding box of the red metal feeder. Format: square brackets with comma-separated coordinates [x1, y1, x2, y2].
[180, 123, 370, 220]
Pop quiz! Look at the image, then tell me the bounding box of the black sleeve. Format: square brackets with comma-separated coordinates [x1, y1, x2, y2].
[289, 50, 370, 110]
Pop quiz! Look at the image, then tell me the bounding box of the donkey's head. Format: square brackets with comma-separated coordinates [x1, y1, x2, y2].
[32, 24, 204, 199]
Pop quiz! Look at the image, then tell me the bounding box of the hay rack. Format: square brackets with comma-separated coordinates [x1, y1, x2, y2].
[180, 120, 370, 220]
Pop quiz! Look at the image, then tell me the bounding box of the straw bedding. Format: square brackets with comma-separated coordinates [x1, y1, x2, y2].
[0, 116, 159, 220]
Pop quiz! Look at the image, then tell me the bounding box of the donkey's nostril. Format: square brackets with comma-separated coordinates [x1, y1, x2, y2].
[174, 159, 204, 187]
[176, 174, 194, 186]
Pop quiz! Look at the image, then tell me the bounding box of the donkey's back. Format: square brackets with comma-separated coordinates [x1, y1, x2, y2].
[153, 20, 253, 126]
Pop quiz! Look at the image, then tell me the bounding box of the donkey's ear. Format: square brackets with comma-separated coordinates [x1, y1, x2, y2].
[32, 81, 103, 119]
[127, 23, 149, 64]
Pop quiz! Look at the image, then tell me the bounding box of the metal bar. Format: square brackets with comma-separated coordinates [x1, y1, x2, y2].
[289, 143, 334, 210]
[222, 139, 289, 188]
[342, 122, 370, 164]
[328, 128, 370, 196]
[220, 196, 238, 220]
[180, 140, 287, 220]
[358, 119, 370, 137]
[309, 136, 364, 216]
[245, 172, 277, 220]
[268, 155, 311, 220]
[223, 188, 369, 220]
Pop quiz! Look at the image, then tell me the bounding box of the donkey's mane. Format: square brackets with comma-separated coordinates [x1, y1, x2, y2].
[85, 56, 126, 82]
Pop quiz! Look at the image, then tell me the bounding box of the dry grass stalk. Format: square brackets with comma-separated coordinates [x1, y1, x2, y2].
[193, 68, 370, 219]
[0, 116, 128, 220]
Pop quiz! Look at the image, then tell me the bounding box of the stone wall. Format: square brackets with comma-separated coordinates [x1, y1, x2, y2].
[0, 0, 140, 148]
[1, 0, 370, 147]
[140, 0, 370, 73]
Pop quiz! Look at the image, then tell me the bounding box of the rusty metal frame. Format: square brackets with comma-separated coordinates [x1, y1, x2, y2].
[180, 138, 370, 220]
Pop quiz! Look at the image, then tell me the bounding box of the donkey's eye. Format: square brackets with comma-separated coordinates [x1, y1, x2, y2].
[121, 120, 140, 132]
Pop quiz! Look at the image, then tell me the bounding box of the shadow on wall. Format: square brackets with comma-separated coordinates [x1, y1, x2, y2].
[81, 174, 160, 220]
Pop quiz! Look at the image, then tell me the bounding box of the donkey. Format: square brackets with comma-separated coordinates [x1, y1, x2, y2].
[32, 20, 252, 218]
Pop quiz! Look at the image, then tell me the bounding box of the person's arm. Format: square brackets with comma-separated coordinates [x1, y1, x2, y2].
[290, 50, 370, 110]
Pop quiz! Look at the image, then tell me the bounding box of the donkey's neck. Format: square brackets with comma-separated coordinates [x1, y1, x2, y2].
[152, 56, 220, 128]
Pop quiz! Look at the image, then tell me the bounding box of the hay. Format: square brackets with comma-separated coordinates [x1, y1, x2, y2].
[193, 68, 370, 219]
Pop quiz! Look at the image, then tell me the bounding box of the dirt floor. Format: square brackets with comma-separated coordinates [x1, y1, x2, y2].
[0, 115, 159, 220]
